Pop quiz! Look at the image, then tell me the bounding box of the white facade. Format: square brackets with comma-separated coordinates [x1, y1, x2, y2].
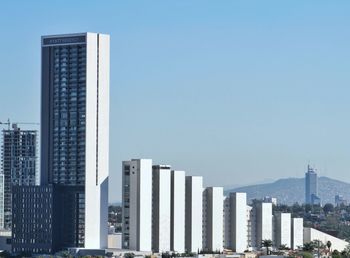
[203, 187, 223, 252]
[84, 33, 110, 249]
[122, 159, 153, 251]
[274, 213, 291, 248]
[304, 227, 349, 251]
[292, 218, 303, 250]
[185, 176, 203, 253]
[229, 192, 248, 253]
[255, 202, 273, 248]
[171, 170, 186, 253]
[152, 165, 171, 252]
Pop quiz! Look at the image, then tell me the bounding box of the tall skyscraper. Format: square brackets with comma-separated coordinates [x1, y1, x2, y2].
[171, 170, 185, 253]
[0, 124, 37, 229]
[122, 159, 152, 251]
[41, 32, 109, 249]
[152, 165, 171, 253]
[185, 176, 203, 253]
[202, 187, 223, 252]
[12, 33, 110, 253]
[305, 165, 318, 204]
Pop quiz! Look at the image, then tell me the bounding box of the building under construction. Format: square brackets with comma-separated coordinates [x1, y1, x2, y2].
[0, 123, 38, 229]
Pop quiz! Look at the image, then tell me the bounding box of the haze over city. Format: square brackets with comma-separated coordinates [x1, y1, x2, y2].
[2, 1, 350, 202]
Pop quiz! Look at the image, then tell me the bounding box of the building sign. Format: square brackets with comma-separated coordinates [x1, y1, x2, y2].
[43, 35, 86, 46]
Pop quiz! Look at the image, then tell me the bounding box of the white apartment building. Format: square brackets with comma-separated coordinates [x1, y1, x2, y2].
[171, 170, 186, 253]
[292, 218, 303, 250]
[122, 159, 153, 251]
[152, 165, 172, 253]
[185, 176, 203, 253]
[274, 213, 291, 248]
[202, 187, 223, 252]
[254, 202, 273, 248]
[230, 192, 248, 253]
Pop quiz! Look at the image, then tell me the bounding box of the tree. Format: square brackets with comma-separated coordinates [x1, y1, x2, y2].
[124, 253, 135, 258]
[326, 240, 332, 251]
[279, 244, 289, 250]
[303, 242, 315, 252]
[323, 203, 335, 214]
[262, 239, 273, 255]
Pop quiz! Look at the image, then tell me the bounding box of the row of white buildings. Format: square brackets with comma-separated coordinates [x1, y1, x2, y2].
[121, 159, 304, 254]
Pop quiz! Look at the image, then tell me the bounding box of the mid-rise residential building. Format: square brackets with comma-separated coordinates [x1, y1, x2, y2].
[254, 202, 273, 248]
[152, 165, 171, 253]
[185, 176, 203, 253]
[1, 124, 37, 230]
[229, 192, 248, 253]
[202, 187, 223, 252]
[171, 170, 185, 253]
[291, 218, 303, 250]
[305, 165, 319, 205]
[122, 159, 152, 251]
[274, 213, 291, 248]
[13, 32, 110, 253]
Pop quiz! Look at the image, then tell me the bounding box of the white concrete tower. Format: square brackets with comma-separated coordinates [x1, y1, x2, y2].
[185, 176, 203, 253]
[292, 218, 303, 250]
[230, 192, 248, 253]
[171, 170, 186, 253]
[274, 213, 291, 248]
[255, 202, 273, 247]
[202, 187, 223, 252]
[152, 165, 172, 253]
[122, 159, 153, 251]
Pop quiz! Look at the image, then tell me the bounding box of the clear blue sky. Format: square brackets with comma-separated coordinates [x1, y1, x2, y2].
[1, 1, 350, 202]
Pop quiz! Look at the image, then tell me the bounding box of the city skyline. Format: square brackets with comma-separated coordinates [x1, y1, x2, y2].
[2, 1, 350, 202]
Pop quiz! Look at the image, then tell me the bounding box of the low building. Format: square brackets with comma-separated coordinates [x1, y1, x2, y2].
[304, 227, 349, 251]
[0, 230, 11, 252]
[12, 185, 83, 254]
[108, 233, 122, 249]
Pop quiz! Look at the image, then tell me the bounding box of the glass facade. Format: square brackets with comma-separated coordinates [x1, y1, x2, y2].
[1, 128, 37, 230]
[49, 43, 86, 247]
[51, 45, 86, 186]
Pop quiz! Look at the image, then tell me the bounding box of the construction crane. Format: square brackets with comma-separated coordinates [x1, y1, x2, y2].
[0, 119, 39, 130]
[0, 119, 11, 130]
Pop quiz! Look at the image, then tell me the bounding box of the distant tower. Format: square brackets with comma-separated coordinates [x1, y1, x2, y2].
[305, 165, 319, 204]
[0, 124, 37, 229]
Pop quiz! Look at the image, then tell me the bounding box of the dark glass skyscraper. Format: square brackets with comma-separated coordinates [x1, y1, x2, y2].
[12, 32, 110, 254]
[305, 165, 319, 205]
[40, 33, 110, 249]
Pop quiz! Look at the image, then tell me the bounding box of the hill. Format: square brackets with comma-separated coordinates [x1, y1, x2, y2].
[226, 176, 350, 205]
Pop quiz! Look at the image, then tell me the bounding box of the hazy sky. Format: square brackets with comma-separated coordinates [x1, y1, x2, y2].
[1, 1, 350, 202]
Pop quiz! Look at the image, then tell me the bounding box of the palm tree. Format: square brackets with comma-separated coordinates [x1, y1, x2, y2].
[262, 239, 273, 255]
[327, 240, 332, 252]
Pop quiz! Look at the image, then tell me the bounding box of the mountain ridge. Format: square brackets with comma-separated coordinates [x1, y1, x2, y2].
[226, 176, 350, 205]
